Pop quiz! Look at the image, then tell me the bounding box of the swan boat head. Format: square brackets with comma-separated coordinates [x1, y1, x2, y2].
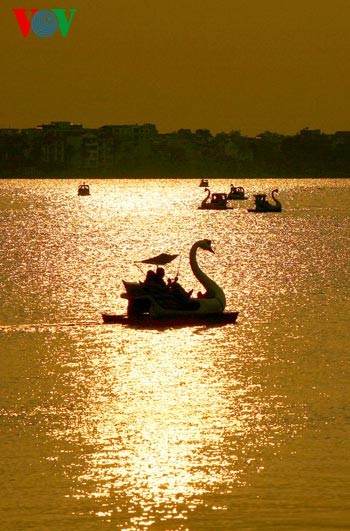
[196, 238, 214, 254]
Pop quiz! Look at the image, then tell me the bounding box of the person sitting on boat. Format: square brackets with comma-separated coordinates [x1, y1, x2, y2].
[168, 276, 193, 299]
[197, 290, 209, 299]
[143, 267, 168, 290]
[155, 267, 167, 288]
[144, 269, 158, 285]
[168, 276, 199, 310]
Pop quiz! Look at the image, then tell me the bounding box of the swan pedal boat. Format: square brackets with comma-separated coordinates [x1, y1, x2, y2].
[78, 183, 90, 196]
[227, 186, 248, 200]
[247, 189, 282, 212]
[102, 239, 239, 326]
[198, 189, 233, 210]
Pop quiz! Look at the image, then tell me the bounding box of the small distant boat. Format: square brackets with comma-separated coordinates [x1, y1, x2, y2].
[78, 183, 90, 196]
[198, 188, 232, 210]
[199, 179, 209, 187]
[248, 189, 282, 212]
[227, 185, 248, 200]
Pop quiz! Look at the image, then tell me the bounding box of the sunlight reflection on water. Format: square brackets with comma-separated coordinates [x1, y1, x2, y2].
[51, 326, 289, 526]
[1, 178, 349, 530]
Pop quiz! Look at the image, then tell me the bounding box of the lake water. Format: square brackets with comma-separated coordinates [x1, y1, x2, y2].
[0, 178, 349, 531]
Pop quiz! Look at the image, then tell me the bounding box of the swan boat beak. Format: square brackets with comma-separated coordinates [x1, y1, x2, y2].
[208, 243, 215, 254]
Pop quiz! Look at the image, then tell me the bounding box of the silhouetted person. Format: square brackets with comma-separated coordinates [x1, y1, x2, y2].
[197, 290, 209, 299]
[155, 267, 167, 288]
[144, 269, 157, 285]
[169, 276, 193, 300]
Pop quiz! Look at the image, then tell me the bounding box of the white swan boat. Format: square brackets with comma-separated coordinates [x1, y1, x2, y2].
[102, 239, 238, 325]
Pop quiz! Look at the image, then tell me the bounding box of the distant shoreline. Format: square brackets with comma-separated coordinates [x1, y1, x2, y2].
[2, 124, 350, 180]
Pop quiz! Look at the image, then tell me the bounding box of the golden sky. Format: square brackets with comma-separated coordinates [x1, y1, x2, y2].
[2, 0, 350, 134]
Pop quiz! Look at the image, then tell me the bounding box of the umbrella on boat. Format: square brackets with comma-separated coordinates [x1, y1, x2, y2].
[136, 253, 179, 266]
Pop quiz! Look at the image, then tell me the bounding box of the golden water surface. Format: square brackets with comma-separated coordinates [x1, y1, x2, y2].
[0, 178, 349, 530]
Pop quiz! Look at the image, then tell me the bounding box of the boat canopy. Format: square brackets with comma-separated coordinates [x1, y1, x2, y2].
[136, 253, 179, 266]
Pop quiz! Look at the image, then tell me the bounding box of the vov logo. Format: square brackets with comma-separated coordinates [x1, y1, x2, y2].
[13, 8, 77, 38]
